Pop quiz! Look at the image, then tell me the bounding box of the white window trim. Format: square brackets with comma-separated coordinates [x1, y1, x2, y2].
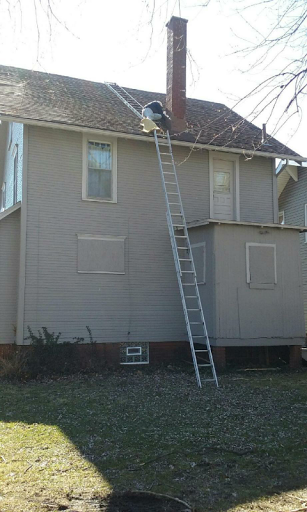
[82, 134, 117, 203]
[191, 242, 206, 284]
[209, 151, 240, 221]
[77, 234, 126, 274]
[8, 123, 12, 151]
[305, 205, 307, 243]
[0, 182, 6, 212]
[279, 210, 285, 225]
[13, 144, 18, 205]
[246, 242, 277, 285]
[127, 346, 142, 356]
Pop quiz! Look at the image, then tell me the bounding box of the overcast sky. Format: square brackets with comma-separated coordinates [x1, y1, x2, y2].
[0, 0, 306, 156]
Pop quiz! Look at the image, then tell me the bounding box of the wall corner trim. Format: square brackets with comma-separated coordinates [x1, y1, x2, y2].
[16, 125, 28, 345]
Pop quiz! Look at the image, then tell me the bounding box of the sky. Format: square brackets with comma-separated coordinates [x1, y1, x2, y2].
[0, 0, 306, 157]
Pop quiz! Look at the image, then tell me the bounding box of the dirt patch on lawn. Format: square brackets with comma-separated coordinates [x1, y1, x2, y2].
[99, 491, 192, 511]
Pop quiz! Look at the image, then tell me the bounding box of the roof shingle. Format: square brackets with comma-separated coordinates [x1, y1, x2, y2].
[0, 65, 300, 157]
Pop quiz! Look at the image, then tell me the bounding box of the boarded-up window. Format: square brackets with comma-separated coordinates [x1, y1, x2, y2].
[191, 243, 206, 284]
[78, 235, 125, 274]
[246, 243, 276, 289]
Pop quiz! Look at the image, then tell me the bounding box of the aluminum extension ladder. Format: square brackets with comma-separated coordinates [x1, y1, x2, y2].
[105, 82, 218, 388]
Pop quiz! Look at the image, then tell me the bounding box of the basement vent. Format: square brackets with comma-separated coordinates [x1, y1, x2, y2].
[120, 342, 149, 365]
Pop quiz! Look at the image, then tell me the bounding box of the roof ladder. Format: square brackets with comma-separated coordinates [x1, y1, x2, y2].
[105, 82, 218, 389]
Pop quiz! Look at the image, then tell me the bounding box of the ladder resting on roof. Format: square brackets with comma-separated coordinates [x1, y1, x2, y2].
[105, 82, 218, 388]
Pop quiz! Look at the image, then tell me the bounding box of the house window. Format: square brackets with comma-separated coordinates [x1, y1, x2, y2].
[279, 211, 285, 225]
[13, 145, 18, 205]
[120, 342, 149, 365]
[0, 183, 6, 211]
[246, 243, 277, 289]
[191, 242, 206, 284]
[82, 135, 117, 202]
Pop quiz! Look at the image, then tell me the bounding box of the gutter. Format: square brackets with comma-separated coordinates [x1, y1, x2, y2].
[1, 113, 307, 162]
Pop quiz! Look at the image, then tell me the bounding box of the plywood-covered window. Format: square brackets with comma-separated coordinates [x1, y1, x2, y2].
[246, 243, 277, 289]
[77, 235, 125, 274]
[191, 242, 206, 284]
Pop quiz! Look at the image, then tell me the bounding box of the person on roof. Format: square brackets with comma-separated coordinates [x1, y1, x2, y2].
[142, 101, 171, 132]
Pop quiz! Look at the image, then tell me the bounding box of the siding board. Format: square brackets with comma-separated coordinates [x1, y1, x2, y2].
[0, 208, 20, 343]
[23, 126, 277, 344]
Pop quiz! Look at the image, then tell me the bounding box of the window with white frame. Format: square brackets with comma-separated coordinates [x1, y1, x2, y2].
[305, 204, 307, 243]
[13, 145, 18, 205]
[279, 210, 285, 225]
[120, 342, 149, 364]
[82, 136, 117, 202]
[0, 183, 6, 211]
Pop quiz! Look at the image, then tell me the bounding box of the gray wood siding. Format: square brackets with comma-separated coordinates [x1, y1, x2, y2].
[240, 156, 274, 223]
[0, 208, 20, 343]
[24, 127, 211, 343]
[212, 224, 305, 345]
[279, 168, 307, 331]
[23, 126, 277, 344]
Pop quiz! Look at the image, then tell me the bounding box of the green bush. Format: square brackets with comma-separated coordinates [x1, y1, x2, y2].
[24, 326, 81, 377]
[0, 347, 30, 381]
[0, 326, 101, 381]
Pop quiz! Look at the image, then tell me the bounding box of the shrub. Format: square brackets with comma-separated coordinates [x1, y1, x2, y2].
[24, 326, 81, 377]
[0, 347, 30, 381]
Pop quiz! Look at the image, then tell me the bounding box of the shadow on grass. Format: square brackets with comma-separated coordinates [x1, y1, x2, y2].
[0, 368, 307, 511]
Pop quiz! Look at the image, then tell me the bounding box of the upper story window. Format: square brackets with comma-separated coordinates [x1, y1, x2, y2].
[82, 135, 117, 203]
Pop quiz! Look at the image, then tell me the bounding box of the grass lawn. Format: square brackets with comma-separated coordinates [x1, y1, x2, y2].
[0, 367, 307, 511]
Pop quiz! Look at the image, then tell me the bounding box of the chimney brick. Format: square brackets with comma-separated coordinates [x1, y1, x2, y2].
[166, 16, 188, 126]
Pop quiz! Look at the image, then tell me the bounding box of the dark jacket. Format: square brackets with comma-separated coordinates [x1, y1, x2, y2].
[143, 101, 164, 116]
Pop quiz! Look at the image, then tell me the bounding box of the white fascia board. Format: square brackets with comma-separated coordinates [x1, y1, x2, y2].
[1, 114, 307, 162]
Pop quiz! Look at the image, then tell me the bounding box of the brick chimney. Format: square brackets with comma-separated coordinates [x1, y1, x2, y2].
[166, 16, 188, 132]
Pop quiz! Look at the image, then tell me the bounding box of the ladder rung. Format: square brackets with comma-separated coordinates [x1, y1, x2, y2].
[169, 202, 180, 205]
[179, 258, 191, 261]
[177, 247, 189, 249]
[193, 335, 206, 338]
[186, 296, 197, 298]
[182, 283, 195, 286]
[161, 162, 173, 165]
[163, 172, 175, 175]
[165, 182, 177, 185]
[171, 213, 182, 216]
[198, 364, 212, 367]
[173, 224, 185, 227]
[202, 379, 216, 382]
[190, 322, 203, 324]
[167, 192, 179, 195]
[160, 152, 171, 155]
[195, 349, 208, 352]
[187, 308, 200, 311]
[181, 270, 194, 273]
[175, 235, 187, 238]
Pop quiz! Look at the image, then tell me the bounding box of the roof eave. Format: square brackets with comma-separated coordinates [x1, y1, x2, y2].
[1, 114, 306, 161]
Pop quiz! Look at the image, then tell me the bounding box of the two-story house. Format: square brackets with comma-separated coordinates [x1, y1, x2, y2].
[1, 16, 306, 370]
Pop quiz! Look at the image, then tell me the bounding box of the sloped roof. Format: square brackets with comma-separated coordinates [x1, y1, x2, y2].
[0, 64, 300, 157]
